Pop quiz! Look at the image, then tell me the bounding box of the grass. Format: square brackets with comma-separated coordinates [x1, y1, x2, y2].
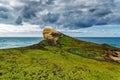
[0, 34, 120, 80]
[0, 49, 120, 80]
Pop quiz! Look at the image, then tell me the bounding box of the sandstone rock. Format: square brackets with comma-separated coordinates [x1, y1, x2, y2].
[43, 28, 62, 45]
[107, 50, 120, 63]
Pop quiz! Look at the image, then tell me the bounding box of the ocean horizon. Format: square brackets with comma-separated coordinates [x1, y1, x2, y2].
[0, 37, 120, 49]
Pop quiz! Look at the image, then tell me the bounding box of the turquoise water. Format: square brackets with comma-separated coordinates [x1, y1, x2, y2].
[0, 37, 43, 49]
[0, 37, 120, 49]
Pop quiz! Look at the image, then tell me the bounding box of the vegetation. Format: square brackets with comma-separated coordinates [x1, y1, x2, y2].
[0, 33, 120, 80]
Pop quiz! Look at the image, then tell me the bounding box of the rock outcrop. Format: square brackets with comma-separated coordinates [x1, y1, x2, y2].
[107, 50, 120, 63]
[43, 28, 63, 46]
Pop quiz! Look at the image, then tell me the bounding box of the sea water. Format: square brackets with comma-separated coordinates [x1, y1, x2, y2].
[0, 37, 120, 49]
[0, 37, 43, 49]
[76, 37, 120, 48]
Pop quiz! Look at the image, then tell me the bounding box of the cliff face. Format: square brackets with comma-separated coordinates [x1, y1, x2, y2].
[24, 28, 120, 63]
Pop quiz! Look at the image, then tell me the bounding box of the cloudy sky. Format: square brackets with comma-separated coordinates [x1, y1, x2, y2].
[0, 0, 120, 37]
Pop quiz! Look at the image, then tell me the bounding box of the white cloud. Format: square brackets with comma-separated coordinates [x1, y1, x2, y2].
[0, 0, 24, 7]
[0, 23, 119, 37]
[0, 23, 41, 33]
[0, 23, 43, 37]
[9, 0, 25, 7]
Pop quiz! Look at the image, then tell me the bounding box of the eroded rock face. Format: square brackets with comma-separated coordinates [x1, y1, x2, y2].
[107, 50, 120, 63]
[43, 28, 62, 45]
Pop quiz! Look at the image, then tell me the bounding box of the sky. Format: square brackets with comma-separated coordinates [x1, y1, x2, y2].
[0, 0, 120, 37]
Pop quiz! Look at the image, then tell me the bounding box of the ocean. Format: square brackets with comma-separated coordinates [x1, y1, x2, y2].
[0, 37, 43, 49]
[0, 37, 120, 49]
[76, 37, 120, 48]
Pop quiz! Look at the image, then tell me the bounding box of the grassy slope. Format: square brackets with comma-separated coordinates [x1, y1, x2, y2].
[0, 34, 120, 80]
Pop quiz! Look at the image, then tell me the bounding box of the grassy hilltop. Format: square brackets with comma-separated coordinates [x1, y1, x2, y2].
[0, 29, 120, 80]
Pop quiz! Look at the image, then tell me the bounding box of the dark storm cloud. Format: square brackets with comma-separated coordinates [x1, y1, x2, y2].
[0, 7, 9, 12]
[42, 13, 60, 23]
[0, 0, 120, 29]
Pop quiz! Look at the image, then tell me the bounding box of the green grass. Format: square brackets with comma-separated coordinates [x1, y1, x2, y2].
[57, 35, 120, 58]
[0, 49, 120, 80]
[0, 34, 120, 80]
